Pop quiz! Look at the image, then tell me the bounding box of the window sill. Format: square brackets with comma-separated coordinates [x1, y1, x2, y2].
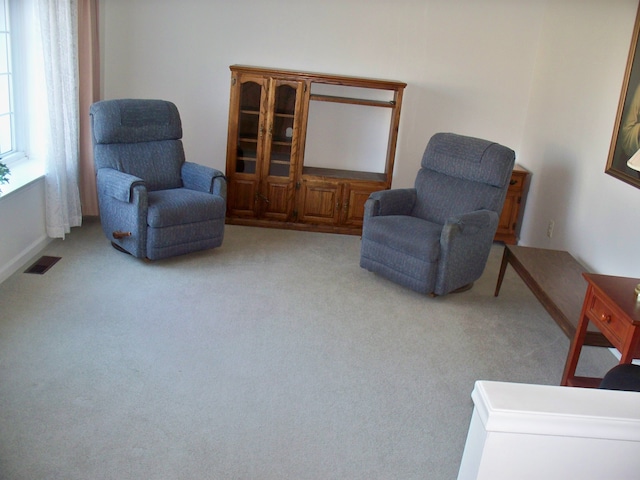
[0, 157, 45, 201]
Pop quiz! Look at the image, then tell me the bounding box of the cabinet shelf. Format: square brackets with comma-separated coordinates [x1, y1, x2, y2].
[309, 94, 396, 108]
[303, 166, 387, 182]
[270, 153, 291, 162]
[238, 136, 291, 145]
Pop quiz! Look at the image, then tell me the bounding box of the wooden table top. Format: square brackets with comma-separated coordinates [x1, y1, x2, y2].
[501, 245, 611, 347]
[584, 273, 640, 325]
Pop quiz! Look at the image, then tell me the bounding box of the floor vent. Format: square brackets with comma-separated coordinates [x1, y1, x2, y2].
[24, 256, 61, 275]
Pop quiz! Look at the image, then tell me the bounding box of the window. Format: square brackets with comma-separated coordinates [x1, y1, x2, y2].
[0, 0, 46, 195]
[0, 0, 13, 159]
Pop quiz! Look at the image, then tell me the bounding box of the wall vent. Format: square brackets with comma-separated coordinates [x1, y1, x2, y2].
[24, 256, 61, 275]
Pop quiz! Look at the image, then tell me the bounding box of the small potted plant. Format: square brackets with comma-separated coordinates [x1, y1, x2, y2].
[0, 160, 10, 194]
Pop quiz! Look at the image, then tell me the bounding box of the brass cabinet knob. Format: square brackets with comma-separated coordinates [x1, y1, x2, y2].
[600, 313, 612, 323]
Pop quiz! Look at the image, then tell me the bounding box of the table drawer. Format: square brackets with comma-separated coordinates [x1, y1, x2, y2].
[587, 295, 627, 345]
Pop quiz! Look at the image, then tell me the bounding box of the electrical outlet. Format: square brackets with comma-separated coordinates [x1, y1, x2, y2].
[547, 220, 555, 238]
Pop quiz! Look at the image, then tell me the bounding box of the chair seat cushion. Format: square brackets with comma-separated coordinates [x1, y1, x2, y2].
[147, 188, 225, 228]
[363, 215, 442, 262]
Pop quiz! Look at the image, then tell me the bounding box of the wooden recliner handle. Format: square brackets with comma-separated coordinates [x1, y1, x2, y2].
[112, 231, 132, 239]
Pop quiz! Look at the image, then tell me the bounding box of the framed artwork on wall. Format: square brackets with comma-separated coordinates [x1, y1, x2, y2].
[606, 4, 640, 189]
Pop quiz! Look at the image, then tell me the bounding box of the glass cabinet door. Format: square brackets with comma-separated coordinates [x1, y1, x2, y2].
[235, 80, 264, 175]
[265, 83, 297, 178]
[226, 71, 305, 221]
[257, 79, 304, 221]
[226, 76, 267, 218]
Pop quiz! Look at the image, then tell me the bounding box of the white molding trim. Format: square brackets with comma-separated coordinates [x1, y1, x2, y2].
[0, 234, 52, 284]
[458, 380, 640, 480]
[471, 380, 640, 441]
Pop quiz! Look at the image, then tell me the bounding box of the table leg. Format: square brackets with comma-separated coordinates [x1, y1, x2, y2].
[494, 246, 510, 297]
[618, 330, 640, 364]
[561, 312, 591, 386]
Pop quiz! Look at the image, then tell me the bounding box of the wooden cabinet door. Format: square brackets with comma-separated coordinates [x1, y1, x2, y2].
[340, 183, 381, 227]
[494, 167, 528, 244]
[226, 72, 304, 221]
[226, 74, 268, 218]
[258, 79, 304, 221]
[297, 180, 342, 225]
[497, 191, 517, 234]
[298, 180, 384, 228]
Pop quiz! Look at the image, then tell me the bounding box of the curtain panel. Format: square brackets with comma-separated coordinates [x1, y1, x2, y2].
[21, 0, 99, 237]
[38, 0, 83, 238]
[78, 0, 99, 217]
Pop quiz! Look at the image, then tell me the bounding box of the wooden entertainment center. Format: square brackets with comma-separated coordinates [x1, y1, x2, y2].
[224, 65, 405, 235]
[224, 65, 529, 240]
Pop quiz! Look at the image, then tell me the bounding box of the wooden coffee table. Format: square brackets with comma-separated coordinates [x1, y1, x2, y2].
[494, 245, 612, 347]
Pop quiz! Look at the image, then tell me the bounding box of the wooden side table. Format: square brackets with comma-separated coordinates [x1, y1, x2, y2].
[561, 273, 640, 388]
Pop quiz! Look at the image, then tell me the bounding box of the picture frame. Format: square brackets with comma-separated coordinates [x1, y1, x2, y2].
[606, 5, 640, 189]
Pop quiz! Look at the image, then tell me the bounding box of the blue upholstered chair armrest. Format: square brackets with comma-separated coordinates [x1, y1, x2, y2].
[442, 209, 498, 238]
[436, 209, 499, 295]
[364, 188, 417, 217]
[96, 168, 145, 203]
[182, 162, 226, 196]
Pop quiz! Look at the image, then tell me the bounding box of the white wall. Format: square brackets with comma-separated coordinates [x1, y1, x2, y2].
[518, 0, 640, 276]
[0, 178, 49, 284]
[100, 0, 640, 277]
[100, 0, 543, 184]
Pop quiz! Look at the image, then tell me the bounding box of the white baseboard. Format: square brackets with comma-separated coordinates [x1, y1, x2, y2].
[0, 235, 53, 285]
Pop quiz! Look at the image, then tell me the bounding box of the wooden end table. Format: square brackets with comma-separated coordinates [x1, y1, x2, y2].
[561, 273, 640, 388]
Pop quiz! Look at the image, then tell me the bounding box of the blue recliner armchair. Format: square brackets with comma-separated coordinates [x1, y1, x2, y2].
[360, 132, 515, 296]
[90, 99, 226, 260]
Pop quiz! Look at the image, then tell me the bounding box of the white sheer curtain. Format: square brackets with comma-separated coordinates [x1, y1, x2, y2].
[22, 0, 82, 238]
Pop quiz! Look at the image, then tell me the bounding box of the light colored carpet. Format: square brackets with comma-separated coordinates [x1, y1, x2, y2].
[0, 219, 616, 480]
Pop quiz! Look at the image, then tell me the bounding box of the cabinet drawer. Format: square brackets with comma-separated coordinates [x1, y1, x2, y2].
[508, 173, 525, 191]
[587, 295, 628, 345]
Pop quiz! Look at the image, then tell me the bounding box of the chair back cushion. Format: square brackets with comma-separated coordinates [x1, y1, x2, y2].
[412, 133, 515, 224]
[90, 99, 184, 191]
